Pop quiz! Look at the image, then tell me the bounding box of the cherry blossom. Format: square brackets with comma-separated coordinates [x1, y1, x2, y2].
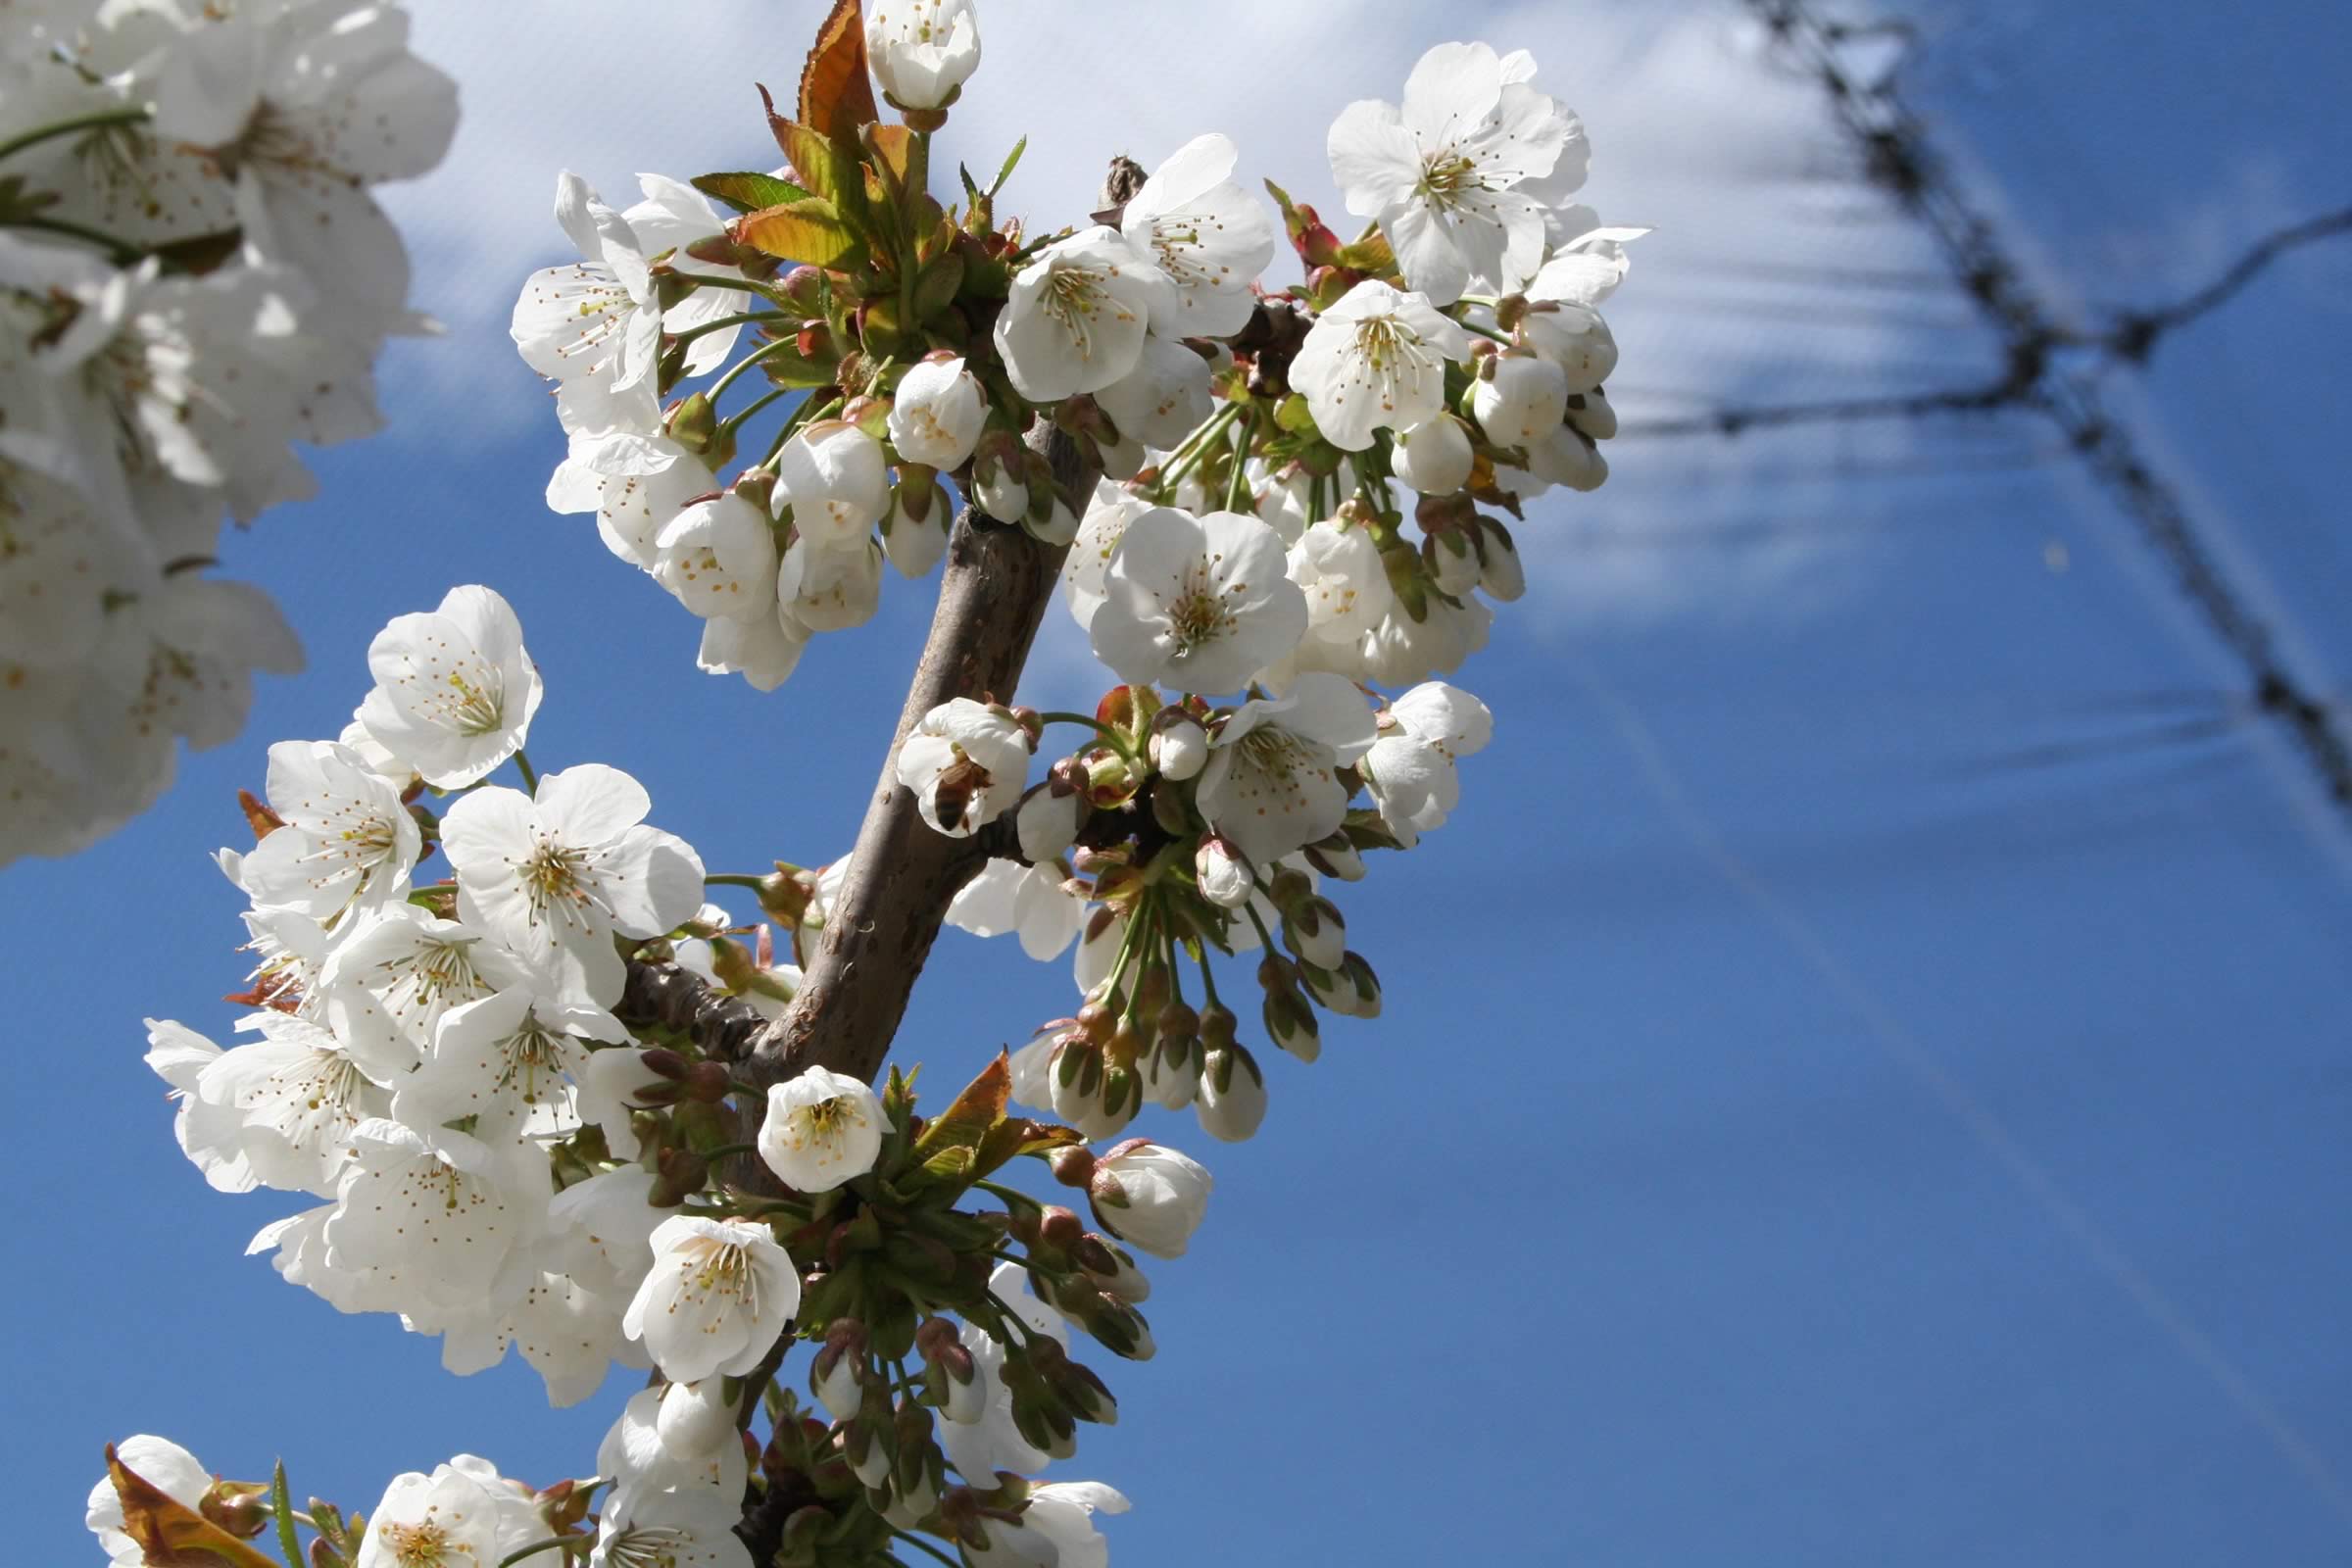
[759, 1066, 886, 1193]
[899, 698, 1031, 836]
[888, 354, 987, 468]
[1089, 1142, 1213, 1259]
[511, 172, 663, 438]
[623, 1215, 800, 1384]
[439, 763, 707, 1005]
[1327, 40, 1576, 304]
[864, 0, 982, 113]
[1363, 681, 1494, 847]
[1289, 280, 1469, 452]
[948, 858, 1088, 960]
[1090, 507, 1307, 696]
[86, 1435, 211, 1568]
[993, 226, 1174, 401]
[1120, 132, 1276, 338]
[1198, 673, 1378, 865]
[356, 585, 542, 789]
[237, 740, 421, 918]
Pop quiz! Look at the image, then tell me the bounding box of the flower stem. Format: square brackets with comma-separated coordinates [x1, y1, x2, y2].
[512, 749, 540, 794]
[496, 1538, 585, 1568]
[710, 334, 805, 401]
[707, 873, 772, 890]
[670, 308, 789, 349]
[892, 1531, 962, 1568]
[1033, 710, 1140, 763]
[1221, 410, 1259, 512]
[0, 103, 150, 165]
[0, 212, 143, 265]
[716, 383, 793, 437]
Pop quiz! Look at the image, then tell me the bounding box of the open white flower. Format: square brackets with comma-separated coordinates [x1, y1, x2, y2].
[993, 225, 1174, 401]
[1095, 332, 1212, 450]
[1020, 1481, 1132, 1568]
[898, 698, 1030, 837]
[1362, 681, 1493, 847]
[237, 740, 420, 917]
[947, 858, 1088, 960]
[1091, 507, 1307, 696]
[431, 1269, 639, 1410]
[394, 985, 604, 1137]
[1290, 280, 1468, 452]
[194, 1011, 389, 1195]
[438, 764, 707, 1006]
[545, 431, 721, 569]
[592, 1486, 753, 1568]
[316, 906, 537, 1071]
[1327, 40, 1576, 304]
[623, 1215, 800, 1384]
[1198, 672, 1377, 865]
[355, 1463, 506, 1568]
[147, 0, 457, 328]
[699, 608, 809, 693]
[1498, 49, 1598, 234]
[599, 1385, 749, 1506]
[1119, 132, 1276, 338]
[1060, 482, 1152, 633]
[324, 1118, 550, 1317]
[653, 490, 780, 620]
[1286, 519, 1394, 659]
[1090, 1141, 1213, 1259]
[777, 535, 884, 632]
[759, 1065, 886, 1193]
[888, 355, 986, 469]
[356, 585, 542, 789]
[145, 1018, 260, 1195]
[864, 0, 981, 112]
[511, 172, 662, 437]
[625, 173, 747, 376]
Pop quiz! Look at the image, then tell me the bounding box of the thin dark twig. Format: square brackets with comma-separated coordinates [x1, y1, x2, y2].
[2071, 206, 2352, 363]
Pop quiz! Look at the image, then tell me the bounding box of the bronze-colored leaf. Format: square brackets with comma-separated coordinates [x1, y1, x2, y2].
[799, 0, 879, 137]
[907, 1050, 1010, 1169]
[730, 198, 867, 270]
[105, 1448, 278, 1568]
[690, 171, 812, 215]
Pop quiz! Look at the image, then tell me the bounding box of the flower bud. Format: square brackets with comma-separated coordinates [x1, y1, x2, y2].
[1472, 354, 1571, 450]
[883, 479, 952, 578]
[1523, 299, 1619, 392]
[657, 1379, 738, 1460]
[1079, 1233, 1152, 1302]
[199, 1483, 271, 1539]
[1196, 1042, 1267, 1143]
[1016, 781, 1085, 863]
[1528, 424, 1608, 493]
[1195, 833, 1254, 908]
[1302, 832, 1367, 882]
[812, 1320, 869, 1423]
[1424, 527, 1482, 597]
[1025, 495, 1081, 547]
[1087, 1139, 1213, 1259]
[1264, 980, 1321, 1061]
[1282, 896, 1348, 972]
[1145, 1033, 1200, 1109]
[1392, 413, 1474, 496]
[1048, 1144, 1098, 1189]
[887, 354, 986, 468]
[1565, 386, 1617, 441]
[665, 390, 719, 454]
[1476, 515, 1526, 602]
[1149, 707, 1208, 781]
[1303, 951, 1384, 1018]
[1039, 1204, 1085, 1251]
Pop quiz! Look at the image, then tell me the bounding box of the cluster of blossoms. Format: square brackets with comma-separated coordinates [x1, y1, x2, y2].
[97, 4, 1636, 1566]
[0, 0, 456, 865]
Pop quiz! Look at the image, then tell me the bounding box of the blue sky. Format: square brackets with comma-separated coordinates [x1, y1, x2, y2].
[11, 1, 2352, 1563]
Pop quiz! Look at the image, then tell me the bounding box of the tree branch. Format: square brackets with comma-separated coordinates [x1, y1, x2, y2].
[735, 424, 1091, 1096]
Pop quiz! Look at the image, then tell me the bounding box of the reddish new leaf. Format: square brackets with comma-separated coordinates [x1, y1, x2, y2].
[799, 0, 879, 137]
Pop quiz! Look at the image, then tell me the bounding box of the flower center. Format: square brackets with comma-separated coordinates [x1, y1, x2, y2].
[495, 1017, 569, 1105]
[383, 1519, 478, 1568]
[1167, 571, 1234, 657]
[520, 835, 609, 933]
[607, 1525, 692, 1568]
[1417, 151, 1481, 206]
[1042, 265, 1109, 361]
[684, 1239, 764, 1313]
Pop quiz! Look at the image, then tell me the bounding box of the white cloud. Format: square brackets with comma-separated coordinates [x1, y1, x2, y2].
[379, 0, 1962, 624]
